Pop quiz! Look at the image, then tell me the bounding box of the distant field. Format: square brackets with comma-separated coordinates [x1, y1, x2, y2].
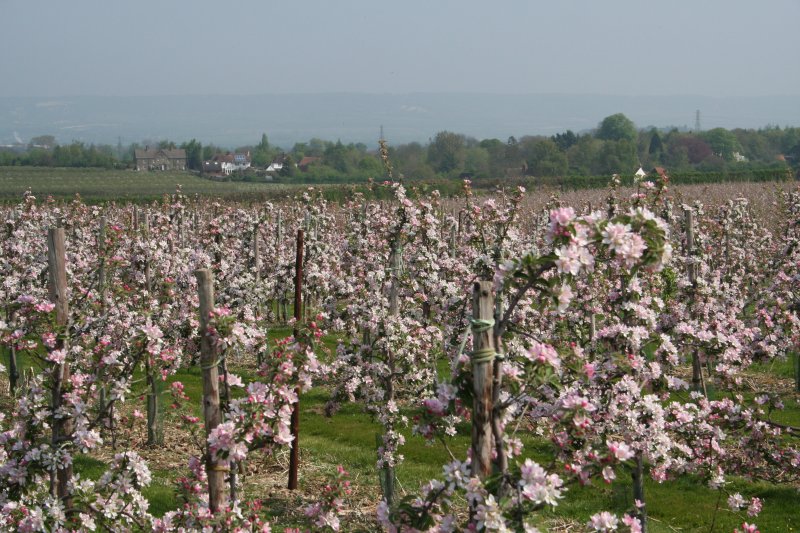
[0, 166, 311, 202]
[2, 166, 795, 205]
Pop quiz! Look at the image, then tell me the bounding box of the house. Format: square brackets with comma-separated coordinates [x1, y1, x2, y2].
[134, 147, 187, 171]
[202, 160, 223, 176]
[634, 167, 647, 179]
[202, 152, 252, 176]
[298, 156, 321, 172]
[651, 167, 669, 179]
[266, 154, 287, 173]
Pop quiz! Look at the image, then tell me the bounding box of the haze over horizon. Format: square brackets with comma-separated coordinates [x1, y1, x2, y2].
[2, 0, 799, 146]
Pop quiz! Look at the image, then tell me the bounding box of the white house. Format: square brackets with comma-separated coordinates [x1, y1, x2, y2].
[204, 152, 252, 176]
[266, 154, 286, 173]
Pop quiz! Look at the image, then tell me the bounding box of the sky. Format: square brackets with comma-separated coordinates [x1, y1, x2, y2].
[2, 0, 799, 98]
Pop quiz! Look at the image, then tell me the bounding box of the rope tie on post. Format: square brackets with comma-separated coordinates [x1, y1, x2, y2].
[455, 318, 502, 365]
[200, 352, 227, 371]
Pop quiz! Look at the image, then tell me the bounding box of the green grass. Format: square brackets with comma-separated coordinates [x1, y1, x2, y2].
[8, 338, 800, 529]
[539, 474, 800, 531]
[157, 359, 800, 530]
[0, 166, 323, 203]
[751, 353, 799, 381]
[0, 166, 460, 204]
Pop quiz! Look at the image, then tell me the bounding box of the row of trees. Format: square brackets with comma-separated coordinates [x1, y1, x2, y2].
[0, 141, 119, 168]
[392, 116, 800, 180]
[3, 115, 799, 180]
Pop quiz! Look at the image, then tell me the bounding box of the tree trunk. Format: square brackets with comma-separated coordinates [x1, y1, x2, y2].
[632, 453, 647, 532]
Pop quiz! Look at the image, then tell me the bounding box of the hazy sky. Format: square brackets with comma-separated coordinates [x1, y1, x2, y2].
[2, 0, 798, 98]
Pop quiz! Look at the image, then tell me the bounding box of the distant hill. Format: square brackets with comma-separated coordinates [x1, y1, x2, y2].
[1, 93, 798, 149]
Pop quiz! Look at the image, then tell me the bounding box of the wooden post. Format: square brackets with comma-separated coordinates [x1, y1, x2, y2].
[5, 222, 19, 395]
[195, 268, 227, 513]
[288, 230, 304, 490]
[98, 217, 107, 304]
[143, 213, 152, 294]
[47, 227, 73, 507]
[97, 217, 108, 424]
[179, 212, 185, 249]
[214, 232, 223, 272]
[278, 210, 285, 322]
[684, 208, 703, 394]
[379, 241, 401, 505]
[276, 209, 283, 247]
[141, 213, 161, 446]
[471, 281, 495, 479]
[491, 294, 507, 481]
[5, 306, 19, 395]
[684, 208, 696, 285]
[252, 224, 261, 280]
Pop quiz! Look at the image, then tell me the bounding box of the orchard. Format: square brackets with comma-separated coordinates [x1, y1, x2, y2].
[0, 175, 798, 532]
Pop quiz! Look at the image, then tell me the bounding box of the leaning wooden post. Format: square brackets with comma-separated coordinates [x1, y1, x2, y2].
[684, 208, 703, 394]
[471, 281, 495, 480]
[47, 227, 74, 507]
[195, 268, 228, 513]
[288, 229, 304, 490]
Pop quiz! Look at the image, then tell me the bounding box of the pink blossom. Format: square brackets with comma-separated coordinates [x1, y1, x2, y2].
[525, 341, 561, 370]
[589, 511, 619, 531]
[34, 302, 55, 313]
[607, 441, 635, 461]
[46, 348, 67, 364]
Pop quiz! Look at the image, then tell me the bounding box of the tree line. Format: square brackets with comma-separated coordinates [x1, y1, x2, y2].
[2, 114, 799, 180]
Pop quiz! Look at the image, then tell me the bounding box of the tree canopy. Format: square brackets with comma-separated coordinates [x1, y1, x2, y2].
[596, 113, 638, 143]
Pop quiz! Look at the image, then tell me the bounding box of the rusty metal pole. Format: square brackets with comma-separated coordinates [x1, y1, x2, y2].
[288, 229, 304, 490]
